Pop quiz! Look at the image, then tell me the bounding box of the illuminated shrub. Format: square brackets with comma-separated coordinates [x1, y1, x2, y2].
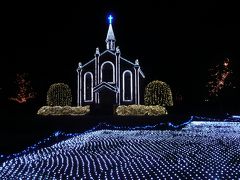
[47, 83, 72, 106]
[144, 80, 173, 106]
[37, 106, 90, 115]
[116, 105, 167, 116]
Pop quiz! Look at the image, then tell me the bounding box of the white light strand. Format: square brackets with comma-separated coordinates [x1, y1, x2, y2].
[0, 121, 240, 179]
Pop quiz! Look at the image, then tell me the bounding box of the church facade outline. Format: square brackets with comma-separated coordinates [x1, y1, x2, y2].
[77, 15, 145, 106]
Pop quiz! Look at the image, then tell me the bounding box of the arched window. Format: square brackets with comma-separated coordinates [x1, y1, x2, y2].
[84, 72, 93, 102]
[100, 61, 115, 83]
[122, 70, 133, 101]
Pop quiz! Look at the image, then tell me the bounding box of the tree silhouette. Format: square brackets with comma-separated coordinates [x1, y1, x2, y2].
[9, 73, 36, 104]
[206, 58, 233, 101]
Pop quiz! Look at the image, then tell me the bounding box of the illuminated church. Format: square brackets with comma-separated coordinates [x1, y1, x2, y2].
[77, 15, 145, 107]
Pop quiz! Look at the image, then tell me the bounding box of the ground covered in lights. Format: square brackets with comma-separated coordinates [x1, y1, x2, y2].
[0, 121, 240, 179]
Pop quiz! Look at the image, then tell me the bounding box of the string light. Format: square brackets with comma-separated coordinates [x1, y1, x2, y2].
[116, 104, 167, 116]
[37, 106, 90, 115]
[9, 73, 36, 104]
[1, 119, 240, 179]
[47, 83, 72, 106]
[206, 58, 233, 98]
[144, 80, 173, 107]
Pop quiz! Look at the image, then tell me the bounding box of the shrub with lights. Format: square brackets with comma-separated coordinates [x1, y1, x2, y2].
[47, 83, 72, 106]
[144, 80, 173, 107]
[116, 105, 167, 116]
[37, 106, 90, 116]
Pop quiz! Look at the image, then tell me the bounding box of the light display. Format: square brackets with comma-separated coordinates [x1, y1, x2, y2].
[0, 120, 240, 179]
[47, 83, 72, 106]
[76, 15, 145, 106]
[116, 104, 167, 116]
[206, 58, 233, 98]
[108, 15, 113, 24]
[194, 115, 240, 122]
[9, 73, 35, 104]
[37, 106, 90, 115]
[144, 80, 173, 106]
[232, 115, 240, 119]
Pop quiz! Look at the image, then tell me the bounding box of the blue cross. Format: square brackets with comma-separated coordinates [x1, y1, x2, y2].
[108, 15, 113, 24]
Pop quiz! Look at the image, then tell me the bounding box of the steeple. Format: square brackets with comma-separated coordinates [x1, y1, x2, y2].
[105, 15, 116, 51]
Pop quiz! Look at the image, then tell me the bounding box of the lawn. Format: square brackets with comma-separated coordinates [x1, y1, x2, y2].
[0, 120, 240, 179]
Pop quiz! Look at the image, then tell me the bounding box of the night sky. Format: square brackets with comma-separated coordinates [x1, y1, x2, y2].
[1, 1, 240, 106]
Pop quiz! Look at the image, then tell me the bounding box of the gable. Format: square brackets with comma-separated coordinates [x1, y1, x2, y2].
[93, 82, 118, 93]
[98, 50, 116, 63]
[120, 56, 135, 66]
[81, 58, 95, 69]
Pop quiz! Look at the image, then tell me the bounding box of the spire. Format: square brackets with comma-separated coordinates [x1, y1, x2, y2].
[106, 15, 116, 51]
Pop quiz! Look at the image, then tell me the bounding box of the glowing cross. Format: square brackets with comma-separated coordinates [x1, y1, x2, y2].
[108, 15, 113, 24]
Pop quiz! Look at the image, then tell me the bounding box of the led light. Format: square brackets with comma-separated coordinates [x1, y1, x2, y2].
[108, 15, 113, 24]
[0, 120, 240, 179]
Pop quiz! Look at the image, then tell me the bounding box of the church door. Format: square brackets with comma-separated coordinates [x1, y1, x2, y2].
[99, 88, 115, 106]
[95, 87, 115, 115]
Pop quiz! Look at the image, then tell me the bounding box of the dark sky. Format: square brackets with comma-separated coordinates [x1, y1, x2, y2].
[1, 1, 240, 104]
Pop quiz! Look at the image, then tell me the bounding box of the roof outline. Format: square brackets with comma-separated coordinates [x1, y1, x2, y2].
[93, 82, 118, 93]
